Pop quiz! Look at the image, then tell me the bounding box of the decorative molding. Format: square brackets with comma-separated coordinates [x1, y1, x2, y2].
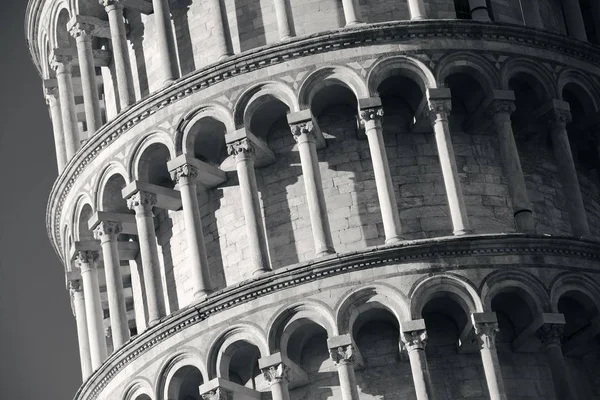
[359, 107, 384, 123]
[289, 121, 315, 142]
[126, 191, 158, 210]
[473, 322, 499, 350]
[402, 330, 427, 352]
[170, 164, 199, 184]
[226, 138, 254, 157]
[46, 23, 600, 256]
[329, 345, 354, 365]
[261, 363, 291, 384]
[93, 221, 123, 240]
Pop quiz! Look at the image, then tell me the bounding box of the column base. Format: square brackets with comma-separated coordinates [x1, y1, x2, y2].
[192, 289, 212, 301]
[514, 210, 536, 234]
[316, 248, 336, 258]
[384, 236, 405, 245]
[453, 229, 473, 236]
[344, 21, 365, 27]
[218, 54, 231, 62]
[252, 267, 270, 277]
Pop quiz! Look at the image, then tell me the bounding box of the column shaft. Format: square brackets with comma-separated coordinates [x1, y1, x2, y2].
[469, 0, 491, 21]
[105, 2, 136, 108]
[54, 60, 80, 159]
[562, 0, 587, 41]
[428, 96, 471, 235]
[152, 0, 179, 84]
[229, 141, 270, 275]
[76, 252, 108, 370]
[46, 90, 68, 172]
[341, 0, 360, 25]
[171, 167, 213, 298]
[292, 128, 335, 257]
[474, 321, 507, 400]
[523, 0, 543, 28]
[491, 103, 534, 232]
[70, 281, 92, 379]
[360, 108, 402, 243]
[128, 193, 166, 324]
[336, 361, 359, 400]
[261, 361, 292, 400]
[407, 348, 433, 400]
[273, 0, 292, 39]
[72, 25, 103, 133]
[408, 0, 427, 19]
[537, 324, 576, 400]
[95, 222, 130, 348]
[548, 109, 590, 237]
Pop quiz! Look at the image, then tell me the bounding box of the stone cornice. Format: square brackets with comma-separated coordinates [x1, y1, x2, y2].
[72, 234, 600, 400]
[46, 20, 600, 261]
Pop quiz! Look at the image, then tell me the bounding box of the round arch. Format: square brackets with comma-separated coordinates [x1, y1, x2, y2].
[436, 52, 499, 94]
[175, 104, 235, 156]
[298, 65, 369, 110]
[550, 272, 600, 313]
[127, 131, 176, 183]
[335, 283, 410, 335]
[155, 350, 207, 400]
[94, 163, 130, 212]
[48, 1, 71, 49]
[367, 55, 437, 96]
[558, 69, 600, 113]
[122, 378, 153, 400]
[409, 274, 483, 319]
[500, 58, 557, 101]
[233, 81, 299, 129]
[480, 269, 550, 313]
[206, 323, 269, 379]
[71, 194, 95, 242]
[266, 300, 337, 354]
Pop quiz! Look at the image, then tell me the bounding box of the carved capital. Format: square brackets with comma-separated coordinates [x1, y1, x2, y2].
[93, 221, 123, 240]
[536, 324, 564, 347]
[51, 55, 74, 73]
[473, 322, 499, 350]
[68, 279, 82, 293]
[44, 86, 60, 101]
[226, 138, 255, 157]
[487, 99, 516, 118]
[170, 164, 198, 184]
[127, 191, 157, 211]
[290, 121, 316, 142]
[105, 325, 112, 339]
[100, 0, 123, 8]
[262, 363, 291, 384]
[359, 107, 384, 124]
[329, 344, 355, 365]
[69, 21, 95, 40]
[427, 98, 452, 124]
[547, 107, 572, 127]
[74, 250, 99, 268]
[201, 388, 232, 400]
[402, 329, 427, 351]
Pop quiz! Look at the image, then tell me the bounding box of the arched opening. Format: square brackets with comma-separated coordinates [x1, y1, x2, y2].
[377, 73, 451, 239]
[55, 9, 73, 49]
[509, 73, 570, 235]
[557, 291, 600, 397]
[579, 0, 597, 44]
[166, 365, 204, 400]
[284, 319, 334, 399]
[101, 174, 130, 213]
[491, 289, 536, 348]
[77, 203, 94, 240]
[137, 143, 173, 188]
[421, 294, 489, 399]
[352, 307, 414, 398]
[186, 117, 228, 166]
[134, 396, 151, 400]
[220, 340, 263, 389]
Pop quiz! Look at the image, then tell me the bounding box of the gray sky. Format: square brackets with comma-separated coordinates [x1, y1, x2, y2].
[0, 2, 81, 399]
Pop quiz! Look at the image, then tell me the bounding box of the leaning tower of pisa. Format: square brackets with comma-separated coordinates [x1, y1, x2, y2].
[25, 0, 600, 398]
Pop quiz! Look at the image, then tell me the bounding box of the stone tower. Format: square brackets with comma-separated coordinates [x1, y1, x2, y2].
[25, 0, 600, 398]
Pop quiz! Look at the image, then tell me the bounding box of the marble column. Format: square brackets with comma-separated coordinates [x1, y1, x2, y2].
[546, 102, 591, 238]
[74, 250, 107, 370]
[126, 191, 167, 324]
[152, 0, 180, 84]
[537, 324, 575, 400]
[561, 0, 587, 41]
[472, 313, 507, 400]
[341, 0, 361, 25]
[207, 0, 230, 60]
[69, 279, 92, 380]
[170, 164, 213, 299]
[488, 94, 535, 233]
[359, 98, 403, 244]
[328, 337, 359, 400]
[523, 0, 543, 28]
[469, 0, 491, 21]
[427, 89, 471, 235]
[93, 221, 130, 348]
[102, 0, 136, 108]
[261, 361, 291, 400]
[401, 320, 434, 400]
[408, 0, 427, 19]
[273, 0, 292, 40]
[69, 21, 103, 133]
[226, 138, 270, 275]
[51, 54, 80, 159]
[45, 86, 68, 172]
[288, 113, 335, 257]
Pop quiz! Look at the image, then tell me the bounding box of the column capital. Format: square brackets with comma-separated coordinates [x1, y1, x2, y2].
[329, 344, 355, 365]
[536, 323, 565, 346]
[126, 190, 158, 211]
[44, 85, 60, 100]
[539, 100, 572, 128]
[68, 20, 95, 40]
[487, 98, 516, 118]
[93, 220, 123, 241]
[68, 279, 83, 295]
[100, 0, 124, 9]
[289, 119, 316, 142]
[226, 137, 255, 158]
[472, 312, 499, 350]
[170, 163, 199, 184]
[74, 250, 100, 269]
[201, 388, 232, 400]
[426, 88, 452, 124]
[358, 97, 384, 124]
[402, 329, 427, 351]
[261, 362, 291, 385]
[50, 53, 74, 73]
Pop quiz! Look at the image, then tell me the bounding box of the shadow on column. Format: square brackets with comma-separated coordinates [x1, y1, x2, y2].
[126, 10, 149, 98]
[171, 0, 196, 76]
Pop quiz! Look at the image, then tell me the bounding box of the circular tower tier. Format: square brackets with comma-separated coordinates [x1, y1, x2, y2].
[24, 0, 600, 399]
